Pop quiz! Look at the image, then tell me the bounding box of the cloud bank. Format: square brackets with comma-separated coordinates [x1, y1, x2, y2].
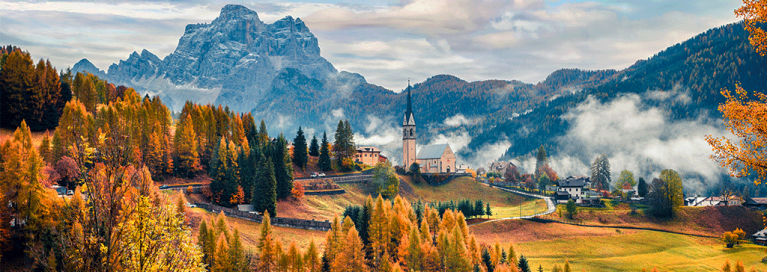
[542, 93, 735, 195]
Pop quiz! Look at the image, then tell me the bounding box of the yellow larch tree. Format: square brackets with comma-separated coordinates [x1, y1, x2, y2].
[707, 0, 767, 185]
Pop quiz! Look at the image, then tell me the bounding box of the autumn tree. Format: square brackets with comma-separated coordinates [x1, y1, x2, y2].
[648, 169, 684, 217]
[590, 154, 611, 191]
[372, 161, 399, 199]
[0, 121, 48, 250]
[0, 49, 64, 130]
[722, 228, 746, 248]
[616, 169, 636, 190]
[118, 196, 206, 272]
[535, 145, 547, 178]
[293, 127, 308, 170]
[55, 156, 80, 190]
[505, 165, 521, 184]
[174, 113, 202, 178]
[705, 1, 767, 185]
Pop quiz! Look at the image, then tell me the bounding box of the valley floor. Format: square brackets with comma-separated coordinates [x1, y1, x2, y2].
[472, 219, 767, 271]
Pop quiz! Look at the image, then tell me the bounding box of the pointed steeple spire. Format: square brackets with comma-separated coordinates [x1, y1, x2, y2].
[406, 81, 413, 120]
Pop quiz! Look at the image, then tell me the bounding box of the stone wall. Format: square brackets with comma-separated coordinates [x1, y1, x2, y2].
[195, 202, 332, 231]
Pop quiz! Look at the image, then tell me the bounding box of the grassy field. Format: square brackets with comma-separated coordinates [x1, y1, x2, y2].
[403, 176, 547, 218]
[471, 219, 767, 271]
[276, 175, 546, 220]
[541, 202, 765, 238]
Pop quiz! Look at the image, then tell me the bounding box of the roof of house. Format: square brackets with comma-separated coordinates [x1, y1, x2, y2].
[746, 198, 767, 205]
[417, 144, 451, 159]
[489, 161, 515, 171]
[753, 229, 767, 238]
[559, 177, 587, 187]
[356, 146, 380, 153]
[555, 191, 570, 196]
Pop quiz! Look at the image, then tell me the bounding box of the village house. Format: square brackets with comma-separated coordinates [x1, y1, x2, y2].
[686, 195, 743, 207]
[488, 161, 515, 175]
[743, 198, 767, 210]
[558, 176, 588, 204]
[476, 167, 487, 176]
[753, 229, 767, 246]
[355, 146, 382, 166]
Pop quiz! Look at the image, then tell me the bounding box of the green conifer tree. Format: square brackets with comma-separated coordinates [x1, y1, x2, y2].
[292, 127, 308, 170]
[273, 134, 294, 199]
[309, 134, 320, 157]
[318, 132, 332, 172]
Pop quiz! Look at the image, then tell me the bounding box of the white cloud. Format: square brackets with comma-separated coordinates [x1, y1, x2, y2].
[548, 93, 736, 194]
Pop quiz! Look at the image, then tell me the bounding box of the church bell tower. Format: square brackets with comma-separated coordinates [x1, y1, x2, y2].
[402, 82, 417, 168]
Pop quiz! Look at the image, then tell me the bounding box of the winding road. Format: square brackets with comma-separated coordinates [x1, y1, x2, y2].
[472, 183, 557, 225]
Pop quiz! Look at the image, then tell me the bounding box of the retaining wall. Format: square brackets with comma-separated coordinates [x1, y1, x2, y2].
[195, 202, 332, 231]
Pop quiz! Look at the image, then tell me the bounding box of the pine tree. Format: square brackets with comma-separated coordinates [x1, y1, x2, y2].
[252, 154, 277, 217]
[590, 154, 611, 191]
[518, 255, 531, 272]
[319, 132, 332, 172]
[273, 134, 294, 199]
[309, 134, 320, 157]
[258, 119, 269, 147]
[293, 127, 308, 170]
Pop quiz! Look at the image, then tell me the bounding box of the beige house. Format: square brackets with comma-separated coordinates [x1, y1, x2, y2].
[355, 147, 382, 166]
[417, 144, 456, 174]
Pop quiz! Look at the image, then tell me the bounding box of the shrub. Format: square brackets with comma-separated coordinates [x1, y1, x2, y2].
[566, 199, 578, 219]
[722, 228, 746, 248]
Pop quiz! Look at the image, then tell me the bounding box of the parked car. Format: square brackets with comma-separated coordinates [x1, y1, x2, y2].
[318, 173, 326, 177]
[159, 185, 169, 189]
[311, 172, 319, 178]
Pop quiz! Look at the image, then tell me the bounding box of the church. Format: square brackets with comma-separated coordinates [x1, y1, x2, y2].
[402, 83, 457, 174]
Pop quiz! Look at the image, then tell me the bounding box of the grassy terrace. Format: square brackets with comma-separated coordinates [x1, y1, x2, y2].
[472, 219, 767, 271]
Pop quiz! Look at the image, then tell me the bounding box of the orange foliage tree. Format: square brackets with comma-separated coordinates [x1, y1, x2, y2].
[736, 0, 767, 56]
[291, 182, 305, 199]
[707, 0, 767, 185]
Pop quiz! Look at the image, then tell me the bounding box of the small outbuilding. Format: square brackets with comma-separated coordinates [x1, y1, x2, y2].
[753, 229, 767, 246]
[743, 198, 767, 210]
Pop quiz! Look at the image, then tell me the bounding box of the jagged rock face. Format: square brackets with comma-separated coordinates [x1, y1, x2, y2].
[107, 49, 162, 82]
[73, 4, 337, 112]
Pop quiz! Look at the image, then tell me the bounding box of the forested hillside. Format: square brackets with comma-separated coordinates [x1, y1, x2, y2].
[463, 22, 767, 160]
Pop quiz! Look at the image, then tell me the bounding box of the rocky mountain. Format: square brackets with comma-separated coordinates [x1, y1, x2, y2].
[73, 4, 337, 112]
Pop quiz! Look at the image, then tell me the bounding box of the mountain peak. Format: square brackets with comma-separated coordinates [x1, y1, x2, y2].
[218, 4, 259, 21]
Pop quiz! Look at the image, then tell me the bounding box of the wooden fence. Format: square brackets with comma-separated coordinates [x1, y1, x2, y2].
[195, 202, 332, 231]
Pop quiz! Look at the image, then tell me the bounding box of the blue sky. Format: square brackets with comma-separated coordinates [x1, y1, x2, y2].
[0, 0, 742, 91]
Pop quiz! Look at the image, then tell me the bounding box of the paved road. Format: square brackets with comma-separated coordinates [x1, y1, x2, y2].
[472, 184, 557, 225]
